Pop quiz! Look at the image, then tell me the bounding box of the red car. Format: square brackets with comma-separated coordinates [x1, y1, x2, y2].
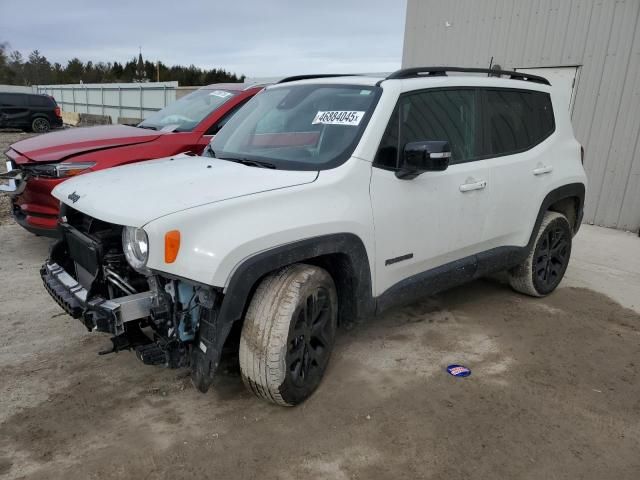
[2, 83, 263, 236]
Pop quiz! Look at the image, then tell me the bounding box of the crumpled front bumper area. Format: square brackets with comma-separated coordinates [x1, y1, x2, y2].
[41, 261, 153, 335]
[2, 158, 63, 235]
[40, 262, 86, 319]
[0, 168, 27, 195]
[41, 212, 226, 381]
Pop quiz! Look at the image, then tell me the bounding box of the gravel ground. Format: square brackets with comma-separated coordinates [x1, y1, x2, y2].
[0, 131, 639, 479]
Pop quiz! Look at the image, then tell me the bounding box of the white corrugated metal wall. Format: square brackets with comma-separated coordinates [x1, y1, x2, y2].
[403, 0, 640, 231]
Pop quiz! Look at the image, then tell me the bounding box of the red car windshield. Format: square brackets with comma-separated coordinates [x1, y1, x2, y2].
[138, 89, 236, 132]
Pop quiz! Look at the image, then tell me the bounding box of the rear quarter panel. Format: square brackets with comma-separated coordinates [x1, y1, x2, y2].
[482, 85, 587, 248]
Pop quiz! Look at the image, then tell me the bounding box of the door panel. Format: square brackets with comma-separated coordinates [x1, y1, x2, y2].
[481, 88, 558, 248]
[370, 88, 490, 296]
[483, 146, 550, 247]
[371, 162, 491, 295]
[0, 94, 30, 127]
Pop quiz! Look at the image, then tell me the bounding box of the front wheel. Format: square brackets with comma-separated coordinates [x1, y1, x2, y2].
[239, 264, 338, 406]
[509, 211, 572, 297]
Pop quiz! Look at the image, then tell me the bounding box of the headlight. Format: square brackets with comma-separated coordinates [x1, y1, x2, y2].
[55, 161, 96, 177]
[26, 161, 96, 178]
[122, 226, 149, 272]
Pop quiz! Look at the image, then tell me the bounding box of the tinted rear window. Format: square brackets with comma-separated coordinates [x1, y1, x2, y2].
[29, 95, 55, 108]
[484, 89, 555, 156]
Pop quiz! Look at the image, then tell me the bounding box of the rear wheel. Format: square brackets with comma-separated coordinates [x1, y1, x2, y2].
[239, 264, 338, 406]
[31, 117, 50, 133]
[509, 211, 572, 297]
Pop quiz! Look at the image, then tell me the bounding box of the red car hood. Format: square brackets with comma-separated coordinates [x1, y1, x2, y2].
[10, 125, 163, 164]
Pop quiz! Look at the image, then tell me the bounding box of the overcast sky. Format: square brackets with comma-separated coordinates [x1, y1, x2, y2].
[0, 0, 407, 78]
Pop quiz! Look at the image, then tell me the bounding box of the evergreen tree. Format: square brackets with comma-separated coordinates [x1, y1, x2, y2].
[8, 50, 25, 84]
[111, 61, 124, 80]
[51, 62, 66, 83]
[0, 41, 245, 86]
[25, 50, 52, 85]
[0, 42, 10, 83]
[65, 58, 84, 83]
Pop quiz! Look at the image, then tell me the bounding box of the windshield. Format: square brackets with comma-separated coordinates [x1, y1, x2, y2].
[138, 89, 236, 132]
[209, 84, 380, 170]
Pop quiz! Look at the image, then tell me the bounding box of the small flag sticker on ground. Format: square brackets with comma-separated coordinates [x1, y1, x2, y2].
[447, 365, 471, 377]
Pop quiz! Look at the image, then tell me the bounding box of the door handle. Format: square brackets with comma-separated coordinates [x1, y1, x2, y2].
[459, 180, 487, 192]
[533, 165, 553, 175]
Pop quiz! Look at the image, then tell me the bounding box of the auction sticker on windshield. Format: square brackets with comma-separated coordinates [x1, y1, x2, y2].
[312, 111, 365, 126]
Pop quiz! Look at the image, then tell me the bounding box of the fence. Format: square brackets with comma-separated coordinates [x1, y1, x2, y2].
[35, 82, 180, 123]
[0, 84, 36, 94]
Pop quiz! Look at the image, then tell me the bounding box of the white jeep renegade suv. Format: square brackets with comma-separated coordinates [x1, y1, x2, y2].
[42, 67, 587, 406]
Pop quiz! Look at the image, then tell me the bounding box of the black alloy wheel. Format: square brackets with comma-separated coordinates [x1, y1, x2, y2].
[287, 287, 333, 387]
[509, 211, 573, 297]
[534, 226, 569, 290]
[239, 264, 338, 406]
[530, 214, 573, 295]
[32, 117, 51, 133]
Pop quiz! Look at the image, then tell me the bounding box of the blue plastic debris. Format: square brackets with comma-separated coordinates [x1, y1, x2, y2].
[447, 364, 471, 377]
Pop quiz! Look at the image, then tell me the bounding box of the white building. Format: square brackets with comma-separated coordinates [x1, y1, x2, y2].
[403, 0, 640, 231]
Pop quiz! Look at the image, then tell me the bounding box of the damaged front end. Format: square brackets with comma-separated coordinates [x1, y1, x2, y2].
[41, 205, 226, 392]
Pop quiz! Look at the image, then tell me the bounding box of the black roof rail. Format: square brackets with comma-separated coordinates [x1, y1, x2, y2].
[277, 74, 361, 84]
[383, 66, 550, 85]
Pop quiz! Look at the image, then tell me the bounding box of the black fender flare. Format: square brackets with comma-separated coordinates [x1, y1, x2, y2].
[191, 233, 374, 391]
[527, 182, 586, 249]
[218, 232, 374, 326]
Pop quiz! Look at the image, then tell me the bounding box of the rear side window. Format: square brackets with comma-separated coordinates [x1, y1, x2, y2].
[0, 94, 26, 107]
[484, 89, 554, 156]
[29, 95, 55, 108]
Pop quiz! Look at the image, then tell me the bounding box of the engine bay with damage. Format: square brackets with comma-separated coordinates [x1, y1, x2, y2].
[41, 205, 225, 391]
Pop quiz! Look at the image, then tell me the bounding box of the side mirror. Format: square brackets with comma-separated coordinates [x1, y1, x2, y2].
[396, 141, 451, 180]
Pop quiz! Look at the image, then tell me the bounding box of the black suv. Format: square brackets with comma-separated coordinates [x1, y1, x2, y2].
[0, 92, 63, 133]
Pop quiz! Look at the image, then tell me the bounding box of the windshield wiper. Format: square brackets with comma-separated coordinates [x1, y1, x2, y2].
[136, 124, 157, 130]
[217, 157, 276, 169]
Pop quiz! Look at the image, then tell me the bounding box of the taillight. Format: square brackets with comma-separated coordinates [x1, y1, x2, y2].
[54, 106, 61, 118]
[580, 145, 585, 164]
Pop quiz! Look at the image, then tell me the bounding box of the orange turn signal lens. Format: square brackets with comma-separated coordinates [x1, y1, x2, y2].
[164, 230, 181, 263]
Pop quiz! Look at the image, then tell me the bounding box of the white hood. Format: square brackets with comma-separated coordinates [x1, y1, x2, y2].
[52, 154, 318, 227]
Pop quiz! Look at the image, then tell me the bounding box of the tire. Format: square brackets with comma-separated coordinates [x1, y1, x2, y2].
[31, 117, 50, 133]
[509, 211, 572, 297]
[239, 264, 338, 406]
